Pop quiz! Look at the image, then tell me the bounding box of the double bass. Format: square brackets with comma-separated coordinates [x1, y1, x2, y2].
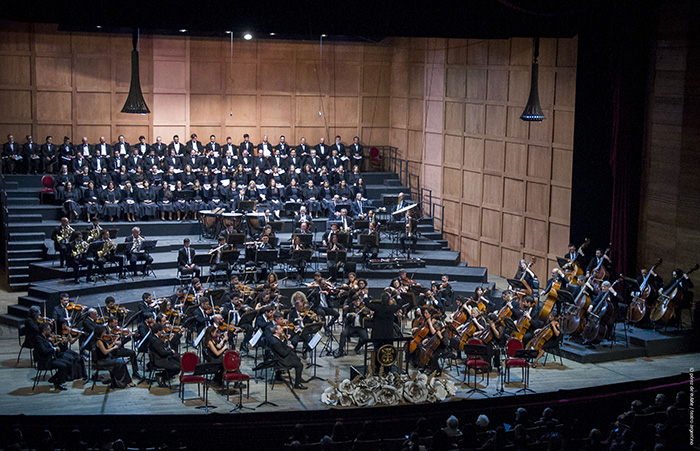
[559, 278, 594, 335]
[562, 238, 590, 284]
[590, 245, 612, 292]
[581, 277, 622, 343]
[538, 272, 563, 321]
[511, 307, 532, 341]
[627, 259, 662, 323]
[650, 264, 699, 323]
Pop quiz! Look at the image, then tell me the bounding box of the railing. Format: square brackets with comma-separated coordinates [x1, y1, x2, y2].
[0, 173, 7, 271]
[377, 146, 445, 237]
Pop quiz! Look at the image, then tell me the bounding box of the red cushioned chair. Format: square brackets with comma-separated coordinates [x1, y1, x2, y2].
[223, 350, 250, 401]
[179, 352, 206, 403]
[368, 147, 382, 171]
[40, 175, 55, 204]
[505, 338, 529, 383]
[464, 338, 490, 395]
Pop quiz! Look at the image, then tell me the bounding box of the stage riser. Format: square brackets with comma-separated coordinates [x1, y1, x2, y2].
[3, 174, 44, 188]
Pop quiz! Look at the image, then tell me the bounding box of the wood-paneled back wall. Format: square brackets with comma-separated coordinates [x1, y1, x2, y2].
[390, 37, 577, 277]
[0, 22, 393, 150]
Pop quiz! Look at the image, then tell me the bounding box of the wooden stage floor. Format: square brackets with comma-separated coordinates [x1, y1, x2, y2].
[1, 325, 699, 416]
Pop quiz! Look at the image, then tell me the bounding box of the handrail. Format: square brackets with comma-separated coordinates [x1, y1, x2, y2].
[432, 203, 445, 235]
[0, 172, 7, 272]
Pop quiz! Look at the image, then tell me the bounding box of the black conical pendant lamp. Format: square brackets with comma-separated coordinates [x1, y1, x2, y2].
[520, 37, 545, 122]
[121, 29, 150, 114]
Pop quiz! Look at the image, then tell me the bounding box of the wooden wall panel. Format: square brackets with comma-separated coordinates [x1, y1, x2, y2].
[465, 103, 484, 135]
[153, 94, 187, 124]
[75, 57, 111, 92]
[36, 92, 71, 123]
[462, 171, 482, 204]
[443, 167, 461, 198]
[191, 95, 223, 124]
[260, 95, 292, 125]
[483, 140, 504, 172]
[443, 134, 462, 165]
[362, 97, 390, 126]
[464, 137, 483, 169]
[462, 204, 481, 235]
[154, 61, 187, 92]
[503, 178, 525, 212]
[0, 90, 32, 122]
[0, 56, 31, 86]
[190, 63, 223, 93]
[0, 23, 31, 53]
[502, 213, 524, 247]
[36, 57, 71, 88]
[75, 125, 111, 143]
[444, 102, 464, 133]
[75, 92, 111, 125]
[525, 182, 548, 216]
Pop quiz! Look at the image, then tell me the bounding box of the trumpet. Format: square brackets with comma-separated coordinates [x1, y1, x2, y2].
[97, 240, 115, 258]
[71, 240, 89, 257]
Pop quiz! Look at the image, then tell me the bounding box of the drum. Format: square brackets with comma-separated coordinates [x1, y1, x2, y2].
[246, 212, 264, 237]
[221, 212, 243, 231]
[199, 210, 220, 238]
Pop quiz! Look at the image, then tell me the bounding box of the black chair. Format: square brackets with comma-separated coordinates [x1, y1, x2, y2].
[91, 348, 112, 389]
[146, 351, 172, 390]
[31, 349, 56, 390]
[16, 324, 34, 365]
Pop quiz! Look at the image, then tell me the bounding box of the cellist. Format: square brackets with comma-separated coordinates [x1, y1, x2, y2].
[531, 313, 561, 368]
[544, 268, 570, 315]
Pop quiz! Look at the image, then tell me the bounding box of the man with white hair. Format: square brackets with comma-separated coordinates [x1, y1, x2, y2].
[125, 227, 154, 276]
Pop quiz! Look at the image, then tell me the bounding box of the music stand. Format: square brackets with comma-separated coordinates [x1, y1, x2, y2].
[115, 242, 129, 255]
[463, 343, 490, 397]
[383, 195, 399, 206]
[303, 324, 325, 382]
[193, 361, 221, 413]
[513, 349, 538, 394]
[335, 233, 351, 247]
[226, 233, 246, 247]
[268, 221, 284, 232]
[88, 241, 106, 282]
[354, 220, 369, 230]
[239, 200, 257, 213]
[556, 257, 570, 268]
[251, 359, 278, 408]
[359, 234, 379, 248]
[108, 228, 119, 239]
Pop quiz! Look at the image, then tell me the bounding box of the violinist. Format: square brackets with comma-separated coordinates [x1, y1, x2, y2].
[54, 318, 88, 382]
[137, 292, 158, 323]
[256, 306, 276, 346]
[287, 292, 318, 358]
[437, 274, 454, 309]
[52, 293, 71, 324]
[95, 325, 135, 388]
[585, 248, 611, 278]
[308, 281, 340, 332]
[209, 235, 232, 280]
[326, 233, 345, 282]
[191, 299, 212, 334]
[156, 313, 183, 352]
[202, 325, 227, 385]
[269, 324, 307, 390]
[106, 316, 141, 379]
[335, 296, 371, 357]
[356, 278, 370, 301]
[290, 235, 309, 283]
[223, 296, 255, 352]
[35, 323, 72, 390]
[136, 315, 156, 352]
[80, 309, 99, 346]
[23, 306, 43, 352]
[424, 282, 445, 313]
[149, 323, 181, 386]
[531, 313, 561, 368]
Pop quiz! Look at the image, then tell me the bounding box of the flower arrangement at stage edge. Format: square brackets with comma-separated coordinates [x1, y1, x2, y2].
[321, 370, 456, 407]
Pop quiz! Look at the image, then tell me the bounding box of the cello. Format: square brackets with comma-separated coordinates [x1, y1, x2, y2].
[526, 315, 561, 351]
[475, 302, 513, 344]
[511, 307, 532, 341]
[518, 257, 537, 297]
[581, 277, 622, 343]
[538, 271, 564, 321]
[627, 259, 662, 323]
[650, 264, 699, 323]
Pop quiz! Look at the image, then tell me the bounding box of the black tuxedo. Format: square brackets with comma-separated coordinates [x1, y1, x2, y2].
[41, 142, 57, 172]
[331, 142, 346, 157]
[314, 143, 329, 161]
[296, 143, 310, 156]
[257, 142, 273, 156]
[222, 143, 238, 157]
[275, 142, 291, 155]
[23, 141, 41, 173]
[239, 140, 255, 155]
[34, 335, 71, 384]
[177, 246, 200, 278]
[151, 142, 168, 157]
[135, 142, 150, 155]
[114, 141, 131, 155]
[269, 334, 304, 385]
[586, 257, 610, 274]
[206, 142, 221, 156]
[126, 154, 143, 171]
[52, 304, 70, 323]
[149, 335, 181, 378]
[163, 155, 181, 171]
[2, 141, 21, 173]
[168, 142, 185, 155]
[94, 142, 112, 157]
[253, 156, 269, 171]
[186, 140, 203, 154]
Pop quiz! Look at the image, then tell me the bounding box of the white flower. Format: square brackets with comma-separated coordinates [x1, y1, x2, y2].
[444, 380, 457, 396]
[353, 388, 376, 407]
[431, 384, 448, 401]
[377, 385, 401, 405]
[321, 387, 339, 405]
[338, 392, 354, 407]
[338, 379, 355, 395]
[403, 380, 428, 403]
[415, 372, 428, 383]
[362, 376, 380, 391]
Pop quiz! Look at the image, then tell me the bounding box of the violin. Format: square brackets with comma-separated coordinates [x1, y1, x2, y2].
[62, 323, 84, 337]
[66, 302, 83, 311]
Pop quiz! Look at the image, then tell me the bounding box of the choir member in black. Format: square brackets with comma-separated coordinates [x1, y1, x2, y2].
[59, 182, 81, 223]
[173, 180, 189, 220]
[121, 180, 138, 222]
[335, 296, 371, 357]
[101, 181, 121, 221]
[68, 232, 93, 284]
[105, 316, 140, 379]
[202, 325, 228, 385]
[147, 165, 162, 186]
[348, 165, 362, 187]
[302, 179, 321, 217]
[54, 164, 72, 189]
[41, 135, 57, 174]
[51, 217, 74, 267]
[138, 180, 158, 220]
[75, 165, 93, 189]
[34, 323, 71, 390]
[149, 323, 182, 386]
[285, 177, 302, 202]
[586, 248, 612, 277]
[177, 237, 200, 278]
[94, 325, 135, 388]
[189, 179, 206, 220]
[95, 229, 125, 279]
[136, 292, 158, 324]
[326, 234, 345, 283]
[82, 181, 100, 222]
[269, 324, 307, 389]
[125, 227, 153, 276]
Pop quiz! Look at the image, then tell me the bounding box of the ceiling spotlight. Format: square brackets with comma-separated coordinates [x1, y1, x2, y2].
[179, 29, 187, 33]
[269, 32, 276, 36]
[225, 30, 231, 34]
[96, 25, 102, 29]
[243, 33, 253, 40]
[321, 34, 327, 37]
